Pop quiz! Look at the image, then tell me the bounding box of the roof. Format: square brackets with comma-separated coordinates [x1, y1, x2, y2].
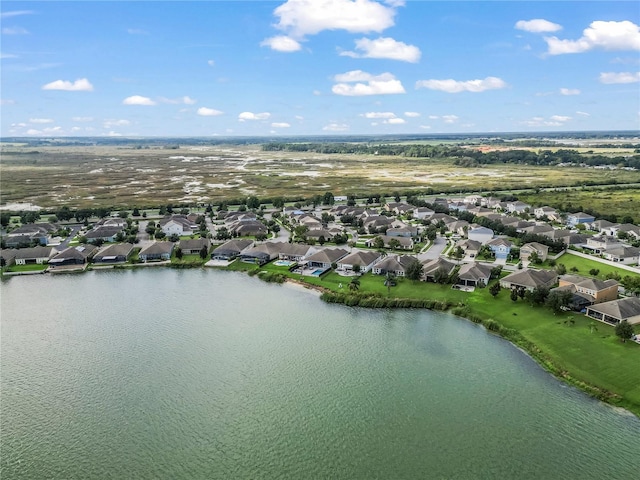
[50, 245, 96, 261]
[569, 212, 595, 219]
[421, 257, 456, 276]
[458, 262, 493, 281]
[501, 269, 557, 288]
[13, 246, 55, 259]
[305, 248, 349, 264]
[456, 239, 481, 251]
[604, 246, 640, 258]
[179, 238, 209, 250]
[85, 226, 123, 238]
[587, 297, 640, 321]
[139, 241, 174, 255]
[95, 243, 135, 258]
[487, 237, 513, 248]
[521, 242, 549, 253]
[339, 250, 381, 266]
[213, 239, 253, 254]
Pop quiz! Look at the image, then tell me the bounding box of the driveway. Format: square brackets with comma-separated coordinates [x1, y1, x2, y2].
[417, 236, 447, 262]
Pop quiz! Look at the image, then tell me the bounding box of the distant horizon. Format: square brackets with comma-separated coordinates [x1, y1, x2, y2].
[2, 1, 639, 137]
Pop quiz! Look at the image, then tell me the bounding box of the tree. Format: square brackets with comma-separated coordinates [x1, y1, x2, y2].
[272, 197, 285, 209]
[589, 268, 600, 277]
[199, 245, 209, 259]
[118, 210, 129, 219]
[615, 320, 634, 343]
[323, 192, 335, 206]
[169, 233, 180, 242]
[0, 213, 11, 227]
[555, 263, 567, 275]
[373, 236, 385, 249]
[433, 267, 448, 284]
[246, 196, 260, 210]
[545, 290, 573, 314]
[353, 264, 361, 274]
[384, 272, 396, 295]
[510, 289, 519, 302]
[175, 247, 183, 260]
[349, 277, 360, 292]
[405, 259, 423, 281]
[388, 238, 401, 250]
[132, 207, 141, 217]
[489, 282, 501, 298]
[528, 251, 540, 265]
[588, 322, 598, 334]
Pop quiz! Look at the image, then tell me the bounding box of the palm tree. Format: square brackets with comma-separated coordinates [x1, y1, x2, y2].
[384, 271, 396, 295]
[589, 321, 598, 334]
[349, 277, 360, 292]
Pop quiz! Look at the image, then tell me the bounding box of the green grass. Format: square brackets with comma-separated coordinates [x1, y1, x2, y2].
[4, 263, 48, 272]
[555, 252, 640, 280]
[171, 253, 207, 266]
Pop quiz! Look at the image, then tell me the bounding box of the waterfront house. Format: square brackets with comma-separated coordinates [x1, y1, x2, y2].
[93, 243, 135, 264]
[457, 262, 493, 287]
[49, 245, 96, 267]
[557, 274, 619, 305]
[276, 242, 317, 262]
[371, 255, 416, 277]
[0, 249, 18, 267]
[211, 239, 253, 261]
[421, 257, 457, 282]
[179, 238, 210, 255]
[239, 242, 282, 265]
[586, 297, 640, 325]
[305, 248, 349, 270]
[337, 250, 382, 274]
[14, 246, 57, 265]
[499, 269, 557, 292]
[139, 241, 174, 262]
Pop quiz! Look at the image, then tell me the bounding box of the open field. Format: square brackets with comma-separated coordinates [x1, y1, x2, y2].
[2, 143, 640, 209]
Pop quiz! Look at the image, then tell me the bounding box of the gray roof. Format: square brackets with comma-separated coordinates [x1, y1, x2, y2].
[339, 250, 381, 266]
[85, 226, 123, 238]
[50, 245, 96, 261]
[94, 243, 135, 259]
[178, 238, 209, 251]
[587, 297, 640, 321]
[305, 248, 349, 264]
[13, 246, 55, 259]
[421, 257, 456, 276]
[458, 263, 493, 281]
[501, 269, 557, 289]
[213, 239, 253, 255]
[139, 241, 174, 255]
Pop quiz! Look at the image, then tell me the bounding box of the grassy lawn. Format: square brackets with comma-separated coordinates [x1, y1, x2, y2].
[555, 252, 640, 280]
[171, 253, 207, 266]
[4, 263, 48, 273]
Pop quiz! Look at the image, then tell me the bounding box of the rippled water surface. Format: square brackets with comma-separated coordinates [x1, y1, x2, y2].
[2, 269, 639, 479]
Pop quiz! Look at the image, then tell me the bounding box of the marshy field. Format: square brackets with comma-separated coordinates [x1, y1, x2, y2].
[1, 141, 640, 210]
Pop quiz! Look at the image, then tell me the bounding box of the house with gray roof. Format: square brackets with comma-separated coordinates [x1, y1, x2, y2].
[14, 246, 57, 265]
[586, 296, 640, 325]
[305, 248, 349, 270]
[557, 274, 619, 305]
[421, 257, 457, 282]
[500, 269, 557, 292]
[179, 238, 210, 255]
[603, 246, 640, 265]
[371, 255, 416, 277]
[467, 226, 494, 244]
[85, 226, 123, 243]
[93, 243, 135, 264]
[276, 243, 317, 262]
[239, 242, 282, 265]
[457, 262, 493, 287]
[139, 241, 174, 262]
[211, 239, 253, 260]
[49, 245, 97, 267]
[487, 237, 513, 260]
[567, 212, 595, 227]
[520, 242, 550, 263]
[337, 250, 382, 274]
[456, 239, 481, 259]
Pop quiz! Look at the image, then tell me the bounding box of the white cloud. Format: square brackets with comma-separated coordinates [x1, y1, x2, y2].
[332, 70, 405, 96]
[2, 27, 29, 35]
[419, 125, 431, 130]
[576, 111, 590, 116]
[42, 78, 94, 91]
[271, 122, 291, 128]
[559, 88, 580, 95]
[26, 129, 42, 135]
[599, 71, 640, 84]
[1, 99, 16, 105]
[1, 52, 18, 59]
[416, 76, 507, 93]
[428, 115, 439, 120]
[515, 19, 562, 33]
[404, 111, 420, 117]
[72, 116, 93, 122]
[159, 96, 197, 105]
[550, 115, 571, 122]
[521, 115, 571, 127]
[71, 127, 82, 133]
[238, 111, 271, 121]
[123, 95, 156, 106]
[260, 35, 302, 52]
[295, 115, 304, 121]
[322, 123, 349, 131]
[127, 28, 149, 35]
[106, 131, 122, 137]
[271, 0, 398, 39]
[545, 20, 640, 55]
[1, 10, 35, 19]
[29, 118, 53, 124]
[442, 115, 459, 124]
[207, 59, 215, 66]
[361, 111, 396, 119]
[340, 36, 421, 62]
[103, 119, 130, 128]
[197, 107, 224, 116]
[386, 117, 405, 124]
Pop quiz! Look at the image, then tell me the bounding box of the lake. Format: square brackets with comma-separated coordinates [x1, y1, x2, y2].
[1, 269, 639, 479]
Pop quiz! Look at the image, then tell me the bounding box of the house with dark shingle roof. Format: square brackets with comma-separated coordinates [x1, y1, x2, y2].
[139, 241, 174, 262]
[500, 268, 557, 292]
[179, 238, 210, 255]
[520, 242, 550, 262]
[557, 274, 619, 305]
[371, 255, 416, 277]
[211, 239, 253, 260]
[586, 297, 640, 325]
[14, 246, 57, 265]
[305, 248, 349, 270]
[93, 243, 135, 264]
[49, 245, 97, 267]
[603, 246, 640, 265]
[457, 263, 493, 287]
[239, 242, 282, 265]
[421, 257, 457, 282]
[85, 226, 123, 243]
[337, 250, 382, 273]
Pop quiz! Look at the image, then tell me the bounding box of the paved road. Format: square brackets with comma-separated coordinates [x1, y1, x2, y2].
[416, 235, 447, 262]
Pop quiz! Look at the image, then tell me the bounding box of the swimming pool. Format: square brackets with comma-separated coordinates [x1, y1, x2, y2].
[311, 269, 325, 276]
[273, 260, 296, 267]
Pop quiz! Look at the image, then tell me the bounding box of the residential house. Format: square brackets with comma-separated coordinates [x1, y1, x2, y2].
[337, 250, 382, 274]
[567, 212, 595, 227]
[363, 216, 393, 232]
[590, 219, 616, 235]
[14, 246, 57, 265]
[0, 249, 18, 267]
[276, 243, 317, 262]
[487, 238, 513, 260]
[585, 235, 623, 254]
[365, 235, 414, 250]
[211, 239, 253, 261]
[386, 226, 418, 238]
[159, 215, 197, 236]
[467, 226, 494, 244]
[557, 274, 619, 305]
[603, 246, 640, 265]
[466, 206, 494, 218]
[457, 262, 493, 287]
[306, 228, 343, 242]
[49, 245, 96, 267]
[93, 243, 135, 264]
[371, 255, 416, 277]
[533, 206, 558, 220]
[586, 297, 640, 325]
[430, 213, 457, 225]
[447, 201, 467, 213]
[464, 194, 483, 205]
[6, 222, 58, 247]
[499, 269, 557, 292]
[456, 239, 481, 259]
[520, 242, 550, 263]
[613, 223, 640, 241]
[506, 201, 531, 214]
[521, 224, 554, 236]
[305, 248, 349, 270]
[179, 238, 210, 255]
[421, 257, 457, 282]
[413, 207, 435, 220]
[139, 241, 174, 262]
[85, 226, 123, 243]
[230, 220, 268, 237]
[239, 242, 282, 265]
[446, 220, 470, 236]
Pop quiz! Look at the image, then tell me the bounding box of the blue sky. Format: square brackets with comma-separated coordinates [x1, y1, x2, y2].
[1, 1, 639, 137]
